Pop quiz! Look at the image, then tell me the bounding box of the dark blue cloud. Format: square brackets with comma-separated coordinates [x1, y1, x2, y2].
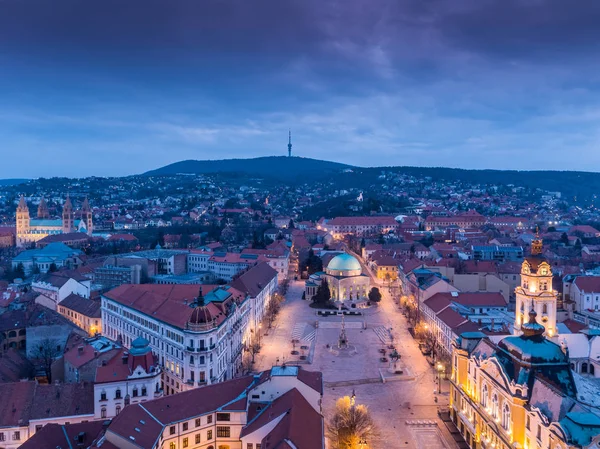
[1, 0, 600, 177]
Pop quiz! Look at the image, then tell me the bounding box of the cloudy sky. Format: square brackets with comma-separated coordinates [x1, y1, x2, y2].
[2, 0, 600, 178]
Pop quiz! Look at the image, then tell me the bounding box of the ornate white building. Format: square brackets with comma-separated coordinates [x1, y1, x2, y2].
[305, 253, 370, 302]
[101, 263, 278, 395]
[16, 195, 93, 247]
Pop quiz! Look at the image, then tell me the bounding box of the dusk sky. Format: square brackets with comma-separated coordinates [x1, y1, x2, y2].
[2, 0, 600, 178]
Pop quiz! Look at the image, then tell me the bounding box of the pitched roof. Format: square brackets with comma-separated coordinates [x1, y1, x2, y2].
[19, 421, 107, 449]
[60, 294, 101, 318]
[231, 262, 278, 297]
[574, 276, 600, 293]
[103, 284, 220, 329]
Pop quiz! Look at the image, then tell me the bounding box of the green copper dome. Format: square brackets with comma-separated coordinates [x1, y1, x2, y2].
[327, 253, 361, 272]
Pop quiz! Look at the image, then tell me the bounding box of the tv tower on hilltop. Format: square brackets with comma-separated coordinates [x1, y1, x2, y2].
[287, 129, 292, 157]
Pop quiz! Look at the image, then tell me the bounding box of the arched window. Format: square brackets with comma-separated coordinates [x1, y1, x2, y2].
[115, 389, 121, 399]
[492, 394, 499, 419]
[542, 304, 548, 314]
[591, 364, 596, 376]
[101, 408, 106, 419]
[8, 331, 16, 338]
[482, 384, 488, 407]
[570, 363, 575, 370]
[116, 405, 121, 415]
[502, 403, 511, 431]
[582, 363, 588, 374]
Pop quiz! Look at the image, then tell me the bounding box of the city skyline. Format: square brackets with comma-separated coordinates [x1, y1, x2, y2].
[2, 0, 600, 178]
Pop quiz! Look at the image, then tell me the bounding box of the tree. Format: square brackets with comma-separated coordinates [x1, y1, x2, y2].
[288, 219, 295, 229]
[368, 287, 382, 303]
[13, 263, 25, 280]
[32, 338, 62, 383]
[48, 262, 58, 273]
[313, 281, 331, 305]
[561, 232, 569, 246]
[326, 396, 377, 449]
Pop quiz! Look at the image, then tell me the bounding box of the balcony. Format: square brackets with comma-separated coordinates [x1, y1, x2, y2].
[197, 380, 207, 386]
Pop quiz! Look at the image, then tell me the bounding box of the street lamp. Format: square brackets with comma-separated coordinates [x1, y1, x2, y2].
[437, 362, 444, 394]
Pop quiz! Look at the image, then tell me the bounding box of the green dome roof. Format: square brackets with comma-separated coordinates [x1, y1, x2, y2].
[327, 253, 361, 272]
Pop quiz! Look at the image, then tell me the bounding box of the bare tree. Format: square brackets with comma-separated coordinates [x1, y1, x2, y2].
[240, 352, 254, 375]
[32, 338, 61, 383]
[326, 396, 377, 449]
[265, 299, 281, 329]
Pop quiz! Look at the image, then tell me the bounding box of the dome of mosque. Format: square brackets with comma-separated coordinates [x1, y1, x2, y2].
[326, 253, 362, 275]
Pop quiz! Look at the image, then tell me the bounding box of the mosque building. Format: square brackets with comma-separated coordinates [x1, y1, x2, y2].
[305, 253, 370, 302]
[16, 195, 93, 247]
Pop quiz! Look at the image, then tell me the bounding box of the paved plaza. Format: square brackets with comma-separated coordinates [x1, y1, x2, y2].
[255, 275, 458, 449]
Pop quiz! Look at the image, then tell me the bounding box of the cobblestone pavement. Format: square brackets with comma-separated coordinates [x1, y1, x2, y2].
[255, 272, 457, 449]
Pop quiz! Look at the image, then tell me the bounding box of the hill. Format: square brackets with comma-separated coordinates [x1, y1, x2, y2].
[0, 179, 29, 186]
[144, 156, 351, 180]
[145, 157, 600, 203]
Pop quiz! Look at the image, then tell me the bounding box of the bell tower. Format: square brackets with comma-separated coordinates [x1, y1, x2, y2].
[81, 197, 93, 235]
[16, 195, 30, 246]
[62, 195, 74, 234]
[514, 232, 557, 337]
[37, 197, 50, 219]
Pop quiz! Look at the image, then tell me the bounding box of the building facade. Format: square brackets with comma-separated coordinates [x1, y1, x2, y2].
[101, 263, 278, 395]
[450, 314, 600, 449]
[16, 196, 93, 247]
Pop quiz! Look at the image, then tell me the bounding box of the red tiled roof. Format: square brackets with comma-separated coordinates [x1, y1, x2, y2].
[562, 319, 587, 333]
[574, 276, 600, 293]
[107, 403, 163, 449]
[436, 308, 468, 330]
[103, 284, 219, 329]
[430, 292, 506, 307]
[95, 348, 157, 383]
[231, 262, 277, 297]
[60, 294, 101, 318]
[19, 421, 107, 449]
[423, 295, 452, 313]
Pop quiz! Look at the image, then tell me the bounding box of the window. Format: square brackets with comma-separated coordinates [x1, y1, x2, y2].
[526, 415, 531, 430]
[217, 427, 230, 438]
[115, 389, 122, 399]
[195, 433, 201, 444]
[542, 304, 548, 314]
[481, 384, 488, 407]
[256, 444, 262, 449]
[537, 425, 542, 441]
[207, 415, 213, 424]
[247, 444, 253, 449]
[183, 437, 189, 448]
[133, 387, 138, 398]
[142, 386, 147, 396]
[116, 405, 121, 415]
[183, 423, 188, 431]
[0, 432, 4, 441]
[207, 430, 213, 440]
[13, 431, 20, 441]
[502, 403, 511, 431]
[101, 408, 107, 418]
[170, 425, 176, 435]
[195, 418, 201, 428]
[492, 394, 499, 419]
[170, 443, 176, 449]
[100, 391, 107, 401]
[216, 413, 231, 421]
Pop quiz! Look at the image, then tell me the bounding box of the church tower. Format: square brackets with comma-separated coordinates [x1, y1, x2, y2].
[62, 195, 74, 234]
[81, 197, 93, 236]
[37, 197, 50, 219]
[16, 195, 30, 246]
[514, 232, 557, 337]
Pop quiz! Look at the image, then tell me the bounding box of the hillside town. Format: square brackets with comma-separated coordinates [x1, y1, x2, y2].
[1, 170, 600, 449]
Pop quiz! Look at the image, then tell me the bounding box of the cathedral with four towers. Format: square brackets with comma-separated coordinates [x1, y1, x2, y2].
[16, 195, 93, 247]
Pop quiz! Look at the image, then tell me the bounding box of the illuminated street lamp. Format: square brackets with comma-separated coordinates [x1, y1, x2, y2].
[437, 362, 445, 394]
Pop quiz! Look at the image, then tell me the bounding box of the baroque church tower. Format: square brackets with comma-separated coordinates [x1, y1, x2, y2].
[16, 195, 30, 244]
[514, 232, 557, 337]
[62, 195, 74, 234]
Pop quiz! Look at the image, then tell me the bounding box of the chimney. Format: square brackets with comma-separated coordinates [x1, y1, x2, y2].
[122, 352, 129, 364]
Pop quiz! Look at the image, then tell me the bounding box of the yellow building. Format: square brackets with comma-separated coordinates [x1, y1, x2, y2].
[373, 256, 399, 282]
[450, 312, 600, 449]
[58, 294, 102, 336]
